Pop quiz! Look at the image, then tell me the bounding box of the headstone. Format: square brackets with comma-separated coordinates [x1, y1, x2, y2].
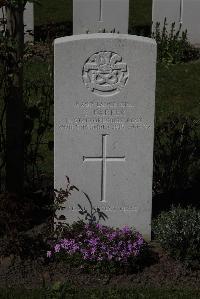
[0, 2, 34, 42]
[54, 34, 157, 240]
[152, 0, 182, 33]
[24, 2, 34, 42]
[73, 0, 129, 34]
[152, 0, 200, 45]
[182, 0, 200, 45]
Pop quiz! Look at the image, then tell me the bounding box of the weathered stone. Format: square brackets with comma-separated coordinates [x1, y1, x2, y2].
[54, 34, 157, 240]
[0, 2, 34, 42]
[152, 0, 182, 33]
[152, 0, 200, 44]
[73, 0, 129, 34]
[182, 0, 200, 45]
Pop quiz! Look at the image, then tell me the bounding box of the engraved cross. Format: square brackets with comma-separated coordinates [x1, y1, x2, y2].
[98, 0, 103, 22]
[179, 0, 183, 25]
[83, 134, 126, 203]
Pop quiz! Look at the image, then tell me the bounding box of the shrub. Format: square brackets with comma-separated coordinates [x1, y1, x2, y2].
[0, 192, 52, 259]
[47, 221, 149, 274]
[153, 115, 200, 194]
[153, 206, 200, 267]
[152, 19, 200, 64]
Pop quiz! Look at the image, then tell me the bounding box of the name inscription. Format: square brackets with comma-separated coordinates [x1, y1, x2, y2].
[58, 100, 151, 131]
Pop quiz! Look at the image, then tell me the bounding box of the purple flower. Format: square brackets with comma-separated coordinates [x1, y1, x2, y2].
[48, 223, 145, 265]
[121, 226, 131, 234]
[83, 252, 89, 260]
[54, 244, 61, 253]
[127, 243, 133, 252]
[90, 247, 96, 255]
[137, 238, 144, 246]
[88, 238, 99, 246]
[86, 230, 93, 237]
[100, 244, 107, 252]
[96, 223, 103, 230]
[97, 256, 103, 261]
[107, 232, 117, 241]
[107, 254, 113, 260]
[47, 251, 52, 258]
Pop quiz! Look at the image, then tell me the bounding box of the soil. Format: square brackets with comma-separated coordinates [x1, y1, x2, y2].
[0, 242, 200, 290]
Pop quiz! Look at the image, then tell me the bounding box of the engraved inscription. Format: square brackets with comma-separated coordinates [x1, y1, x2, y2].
[179, 0, 183, 25]
[82, 52, 129, 96]
[83, 134, 126, 203]
[99, 0, 103, 22]
[67, 205, 138, 213]
[58, 100, 152, 131]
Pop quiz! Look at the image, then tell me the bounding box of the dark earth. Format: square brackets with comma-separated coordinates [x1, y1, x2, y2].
[0, 240, 200, 290]
[0, 192, 200, 291]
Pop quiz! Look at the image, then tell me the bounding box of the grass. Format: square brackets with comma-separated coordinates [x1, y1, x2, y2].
[0, 286, 200, 299]
[156, 60, 200, 120]
[35, 0, 73, 26]
[35, 0, 152, 28]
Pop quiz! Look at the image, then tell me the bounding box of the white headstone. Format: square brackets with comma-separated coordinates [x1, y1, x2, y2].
[182, 0, 200, 45]
[73, 0, 129, 34]
[152, 0, 182, 33]
[54, 34, 157, 240]
[0, 2, 34, 42]
[24, 2, 34, 42]
[152, 0, 200, 45]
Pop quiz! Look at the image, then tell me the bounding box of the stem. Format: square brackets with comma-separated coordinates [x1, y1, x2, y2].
[5, 3, 24, 194]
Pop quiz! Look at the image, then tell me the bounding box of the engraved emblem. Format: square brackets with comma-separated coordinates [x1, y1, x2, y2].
[82, 51, 129, 96]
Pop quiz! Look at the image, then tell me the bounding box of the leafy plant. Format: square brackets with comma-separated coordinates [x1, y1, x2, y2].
[54, 177, 108, 233]
[152, 19, 200, 64]
[0, 39, 54, 192]
[52, 176, 79, 240]
[153, 206, 200, 268]
[24, 77, 53, 189]
[0, 191, 52, 259]
[78, 192, 108, 224]
[153, 114, 200, 194]
[54, 176, 79, 214]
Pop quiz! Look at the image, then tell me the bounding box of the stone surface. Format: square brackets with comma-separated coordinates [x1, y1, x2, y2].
[54, 34, 157, 240]
[0, 2, 34, 42]
[152, 0, 200, 44]
[73, 0, 129, 34]
[182, 0, 200, 45]
[152, 0, 182, 33]
[24, 2, 34, 42]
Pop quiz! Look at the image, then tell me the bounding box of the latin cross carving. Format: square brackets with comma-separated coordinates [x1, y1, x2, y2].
[83, 134, 126, 202]
[179, 0, 183, 25]
[98, 0, 103, 21]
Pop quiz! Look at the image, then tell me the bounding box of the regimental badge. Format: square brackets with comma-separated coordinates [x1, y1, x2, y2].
[82, 51, 129, 96]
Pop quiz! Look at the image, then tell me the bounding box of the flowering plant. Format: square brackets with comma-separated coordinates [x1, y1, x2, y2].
[47, 221, 147, 273]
